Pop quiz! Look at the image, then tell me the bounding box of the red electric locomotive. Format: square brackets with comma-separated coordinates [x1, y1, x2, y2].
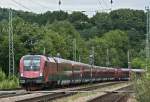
[19, 55, 46, 89]
[19, 55, 144, 90]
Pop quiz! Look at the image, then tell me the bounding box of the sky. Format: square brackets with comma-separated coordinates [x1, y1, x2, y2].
[0, 0, 149, 16]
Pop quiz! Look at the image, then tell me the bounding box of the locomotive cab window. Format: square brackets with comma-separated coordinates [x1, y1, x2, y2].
[23, 55, 41, 71]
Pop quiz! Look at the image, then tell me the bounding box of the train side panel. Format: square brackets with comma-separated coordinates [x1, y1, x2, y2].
[43, 58, 57, 85]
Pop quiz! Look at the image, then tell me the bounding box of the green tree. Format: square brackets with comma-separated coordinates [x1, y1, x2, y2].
[90, 12, 112, 36]
[37, 21, 88, 62]
[88, 30, 129, 67]
[103, 30, 129, 67]
[131, 57, 145, 69]
[0, 17, 42, 73]
[110, 9, 146, 33]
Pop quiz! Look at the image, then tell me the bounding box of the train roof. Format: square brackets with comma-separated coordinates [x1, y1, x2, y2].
[93, 66, 117, 70]
[131, 69, 145, 72]
[53, 57, 91, 67]
[21, 55, 145, 72]
[47, 57, 56, 63]
[121, 68, 130, 71]
[22, 55, 41, 57]
[121, 68, 145, 72]
[54, 57, 72, 64]
[22, 55, 46, 59]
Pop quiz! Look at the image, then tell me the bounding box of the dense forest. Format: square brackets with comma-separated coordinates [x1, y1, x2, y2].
[0, 8, 147, 74]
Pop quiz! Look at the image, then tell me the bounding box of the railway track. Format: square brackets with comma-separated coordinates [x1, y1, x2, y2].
[0, 81, 126, 102]
[0, 89, 28, 99]
[87, 85, 132, 102]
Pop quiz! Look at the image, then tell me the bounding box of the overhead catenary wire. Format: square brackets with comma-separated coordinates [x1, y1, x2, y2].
[29, 0, 50, 9]
[65, 9, 110, 13]
[101, 0, 109, 9]
[0, 0, 111, 18]
[0, 0, 18, 9]
[97, 0, 105, 10]
[11, 0, 32, 11]
[8, 0, 111, 14]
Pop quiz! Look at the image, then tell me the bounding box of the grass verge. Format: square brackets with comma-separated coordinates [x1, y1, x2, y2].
[132, 72, 150, 102]
[0, 69, 20, 89]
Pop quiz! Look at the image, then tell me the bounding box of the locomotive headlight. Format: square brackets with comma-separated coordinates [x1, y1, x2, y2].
[21, 73, 23, 77]
[40, 73, 43, 76]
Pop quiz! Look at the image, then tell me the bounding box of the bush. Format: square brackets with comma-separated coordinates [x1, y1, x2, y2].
[0, 68, 19, 89]
[133, 72, 150, 102]
[0, 68, 6, 81]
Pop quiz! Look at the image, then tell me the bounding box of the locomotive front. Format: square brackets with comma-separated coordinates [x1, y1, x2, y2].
[19, 55, 45, 88]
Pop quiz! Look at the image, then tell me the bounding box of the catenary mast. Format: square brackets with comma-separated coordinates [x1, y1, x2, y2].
[9, 9, 15, 77]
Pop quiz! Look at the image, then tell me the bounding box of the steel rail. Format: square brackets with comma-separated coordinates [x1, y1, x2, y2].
[0, 92, 30, 99]
[0, 81, 125, 102]
[87, 85, 132, 102]
[16, 82, 125, 102]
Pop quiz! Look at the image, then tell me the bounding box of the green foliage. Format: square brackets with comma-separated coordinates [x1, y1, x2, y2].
[131, 58, 145, 69]
[0, 8, 147, 74]
[0, 68, 19, 89]
[133, 73, 150, 102]
[110, 9, 145, 32]
[103, 30, 129, 67]
[91, 12, 112, 36]
[0, 68, 6, 81]
[131, 57, 150, 69]
[88, 30, 129, 67]
[0, 80, 19, 89]
[0, 17, 39, 73]
[68, 12, 90, 30]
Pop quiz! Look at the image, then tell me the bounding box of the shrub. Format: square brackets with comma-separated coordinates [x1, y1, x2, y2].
[0, 68, 6, 81]
[0, 68, 20, 89]
[133, 72, 150, 102]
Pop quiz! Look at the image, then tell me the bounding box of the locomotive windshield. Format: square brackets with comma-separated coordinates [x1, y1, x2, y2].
[23, 55, 40, 71]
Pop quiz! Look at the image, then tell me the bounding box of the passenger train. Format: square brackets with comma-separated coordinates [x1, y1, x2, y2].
[19, 55, 144, 90]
